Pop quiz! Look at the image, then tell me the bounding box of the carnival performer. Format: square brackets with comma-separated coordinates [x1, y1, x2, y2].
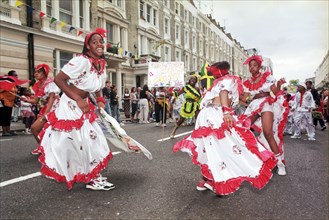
[291, 82, 316, 140]
[37, 28, 114, 190]
[20, 64, 61, 155]
[284, 93, 294, 135]
[240, 55, 287, 176]
[170, 75, 201, 138]
[173, 61, 276, 195]
[154, 87, 169, 126]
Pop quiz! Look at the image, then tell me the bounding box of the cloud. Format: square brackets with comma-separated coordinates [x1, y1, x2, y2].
[202, 0, 328, 82]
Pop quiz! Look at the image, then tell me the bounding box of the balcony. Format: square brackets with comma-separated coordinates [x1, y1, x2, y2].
[133, 54, 160, 66]
[104, 42, 128, 68]
[40, 16, 84, 42]
[0, 2, 21, 25]
[106, 42, 120, 54]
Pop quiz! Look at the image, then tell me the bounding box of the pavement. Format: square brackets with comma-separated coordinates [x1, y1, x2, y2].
[0, 120, 26, 134]
[1, 118, 328, 219]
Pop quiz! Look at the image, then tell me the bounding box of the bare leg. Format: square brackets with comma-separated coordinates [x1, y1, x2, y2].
[31, 116, 47, 144]
[170, 116, 185, 138]
[261, 111, 279, 154]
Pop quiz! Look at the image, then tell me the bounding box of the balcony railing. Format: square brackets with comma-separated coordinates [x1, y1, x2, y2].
[0, 3, 11, 18]
[0, 2, 21, 25]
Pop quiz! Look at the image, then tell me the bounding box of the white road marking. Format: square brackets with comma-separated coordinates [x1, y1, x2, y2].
[157, 131, 193, 142]
[0, 172, 41, 187]
[0, 151, 122, 188]
[0, 139, 13, 142]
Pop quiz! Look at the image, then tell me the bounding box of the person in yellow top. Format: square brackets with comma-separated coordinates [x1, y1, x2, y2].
[170, 75, 201, 138]
[0, 71, 18, 136]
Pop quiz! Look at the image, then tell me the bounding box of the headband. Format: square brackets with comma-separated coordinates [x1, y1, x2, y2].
[243, 55, 263, 67]
[84, 28, 107, 47]
[206, 65, 229, 78]
[35, 64, 50, 76]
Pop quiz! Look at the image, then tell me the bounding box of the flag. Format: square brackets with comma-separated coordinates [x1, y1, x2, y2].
[69, 26, 75, 32]
[39, 12, 46, 18]
[27, 5, 35, 13]
[60, 22, 66, 28]
[15, 0, 23, 7]
[199, 62, 214, 90]
[77, 30, 83, 36]
[50, 17, 57, 24]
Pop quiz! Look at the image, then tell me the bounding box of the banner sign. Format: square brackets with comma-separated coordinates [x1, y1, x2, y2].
[148, 62, 185, 88]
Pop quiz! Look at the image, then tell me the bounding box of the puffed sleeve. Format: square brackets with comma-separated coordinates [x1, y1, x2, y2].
[216, 77, 237, 100]
[201, 77, 238, 107]
[45, 81, 61, 96]
[61, 56, 89, 79]
[266, 74, 276, 85]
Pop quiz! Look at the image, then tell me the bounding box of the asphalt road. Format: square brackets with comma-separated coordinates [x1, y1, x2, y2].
[0, 122, 328, 220]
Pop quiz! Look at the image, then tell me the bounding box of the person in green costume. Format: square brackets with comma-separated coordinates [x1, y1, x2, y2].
[170, 75, 201, 138]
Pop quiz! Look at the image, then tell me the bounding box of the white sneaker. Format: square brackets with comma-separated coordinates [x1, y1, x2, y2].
[307, 137, 316, 141]
[95, 176, 115, 188]
[277, 162, 286, 176]
[162, 124, 166, 127]
[291, 135, 301, 139]
[86, 179, 115, 191]
[155, 123, 159, 127]
[120, 122, 125, 126]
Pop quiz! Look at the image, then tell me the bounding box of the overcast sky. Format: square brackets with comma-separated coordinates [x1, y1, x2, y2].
[199, 0, 328, 83]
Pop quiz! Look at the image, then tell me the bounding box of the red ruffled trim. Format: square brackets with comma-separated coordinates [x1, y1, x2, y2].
[173, 137, 200, 166]
[38, 146, 113, 189]
[243, 72, 271, 91]
[32, 78, 54, 98]
[248, 91, 289, 160]
[191, 127, 226, 139]
[276, 93, 289, 157]
[46, 103, 97, 132]
[173, 124, 276, 195]
[238, 96, 274, 128]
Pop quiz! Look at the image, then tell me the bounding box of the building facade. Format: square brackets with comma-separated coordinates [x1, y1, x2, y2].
[314, 50, 329, 90]
[1, 0, 250, 99]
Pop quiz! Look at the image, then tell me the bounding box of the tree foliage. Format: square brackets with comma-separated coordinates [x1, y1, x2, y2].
[289, 79, 299, 86]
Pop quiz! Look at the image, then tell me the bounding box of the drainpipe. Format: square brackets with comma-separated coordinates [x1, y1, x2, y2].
[26, 0, 35, 83]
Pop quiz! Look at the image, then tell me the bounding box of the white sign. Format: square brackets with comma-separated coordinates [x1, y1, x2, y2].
[148, 62, 185, 88]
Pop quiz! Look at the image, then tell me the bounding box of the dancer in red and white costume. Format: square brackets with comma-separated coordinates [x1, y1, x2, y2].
[240, 55, 288, 176]
[20, 64, 61, 155]
[38, 28, 114, 190]
[173, 61, 276, 196]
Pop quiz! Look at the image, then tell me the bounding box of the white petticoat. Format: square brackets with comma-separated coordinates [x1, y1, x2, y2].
[173, 104, 276, 195]
[243, 92, 289, 162]
[38, 94, 112, 189]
